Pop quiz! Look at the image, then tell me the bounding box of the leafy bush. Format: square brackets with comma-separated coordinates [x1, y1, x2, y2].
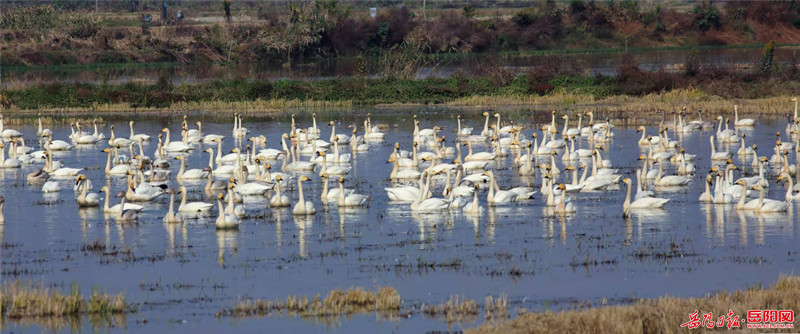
[693, 1, 721, 33]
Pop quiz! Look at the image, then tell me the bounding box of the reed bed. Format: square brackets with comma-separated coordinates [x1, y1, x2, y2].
[469, 274, 800, 334]
[1, 280, 133, 319]
[215, 287, 401, 318]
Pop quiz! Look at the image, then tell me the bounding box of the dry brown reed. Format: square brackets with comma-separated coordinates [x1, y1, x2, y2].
[1, 280, 131, 319]
[469, 274, 800, 334]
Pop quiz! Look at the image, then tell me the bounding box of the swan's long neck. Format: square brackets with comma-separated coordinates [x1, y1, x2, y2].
[786, 176, 795, 199]
[794, 99, 799, 120]
[656, 160, 665, 184]
[105, 152, 112, 173]
[321, 178, 329, 202]
[207, 150, 214, 169]
[168, 193, 176, 218]
[443, 169, 452, 197]
[639, 129, 646, 143]
[216, 140, 223, 161]
[117, 196, 126, 220]
[164, 129, 171, 145]
[737, 182, 747, 207]
[104, 190, 111, 212]
[338, 182, 346, 206]
[579, 162, 589, 184]
[558, 185, 567, 212]
[129, 122, 135, 137]
[297, 179, 306, 207]
[330, 124, 336, 143]
[623, 180, 632, 213]
[412, 173, 433, 209]
[487, 172, 496, 202]
[217, 198, 225, 222]
[572, 166, 579, 185]
[717, 118, 723, 135]
[562, 116, 569, 135]
[412, 144, 418, 164]
[756, 187, 765, 210]
[483, 115, 490, 135]
[710, 136, 716, 155]
[734, 105, 739, 123]
[178, 157, 186, 178]
[226, 188, 235, 213]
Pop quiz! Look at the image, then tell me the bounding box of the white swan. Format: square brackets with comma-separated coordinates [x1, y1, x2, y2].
[128, 121, 150, 142]
[0, 141, 21, 168]
[654, 158, 691, 187]
[462, 184, 482, 214]
[162, 189, 185, 224]
[37, 113, 51, 138]
[733, 105, 755, 127]
[410, 171, 450, 212]
[553, 184, 577, 214]
[293, 176, 316, 215]
[104, 148, 131, 176]
[215, 193, 240, 229]
[621, 178, 669, 217]
[175, 155, 208, 180]
[178, 186, 214, 214]
[778, 173, 800, 201]
[161, 128, 194, 152]
[42, 180, 60, 193]
[337, 178, 368, 207]
[75, 176, 100, 207]
[388, 156, 421, 180]
[751, 184, 788, 213]
[100, 186, 144, 214]
[270, 176, 291, 207]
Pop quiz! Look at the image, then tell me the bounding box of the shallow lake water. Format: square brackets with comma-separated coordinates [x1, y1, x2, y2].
[2, 110, 798, 333]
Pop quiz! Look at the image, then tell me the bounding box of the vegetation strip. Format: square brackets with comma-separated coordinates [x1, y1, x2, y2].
[468, 274, 800, 334]
[1, 280, 135, 319]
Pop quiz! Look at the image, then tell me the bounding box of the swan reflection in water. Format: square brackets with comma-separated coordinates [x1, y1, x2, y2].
[216, 229, 238, 267]
[294, 215, 314, 258]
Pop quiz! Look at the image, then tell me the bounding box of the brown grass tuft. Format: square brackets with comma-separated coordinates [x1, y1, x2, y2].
[216, 286, 401, 318]
[423, 294, 480, 324]
[1, 280, 132, 319]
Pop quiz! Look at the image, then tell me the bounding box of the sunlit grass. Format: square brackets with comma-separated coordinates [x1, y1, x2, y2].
[469, 274, 800, 334]
[1, 280, 133, 319]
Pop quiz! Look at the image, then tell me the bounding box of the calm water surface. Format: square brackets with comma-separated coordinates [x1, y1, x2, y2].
[2, 111, 798, 333]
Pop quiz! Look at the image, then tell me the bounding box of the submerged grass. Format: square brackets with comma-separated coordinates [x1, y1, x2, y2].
[469, 274, 800, 334]
[0, 280, 133, 319]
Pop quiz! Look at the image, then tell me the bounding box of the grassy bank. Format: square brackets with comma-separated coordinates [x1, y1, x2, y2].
[2, 65, 799, 116]
[470, 274, 800, 334]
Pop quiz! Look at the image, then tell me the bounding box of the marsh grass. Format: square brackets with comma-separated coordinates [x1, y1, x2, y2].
[216, 287, 401, 318]
[1, 280, 133, 319]
[423, 294, 480, 324]
[469, 274, 800, 334]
